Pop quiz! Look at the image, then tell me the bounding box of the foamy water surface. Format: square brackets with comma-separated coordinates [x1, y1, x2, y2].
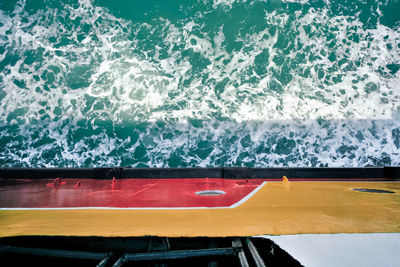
[0, 0, 399, 167]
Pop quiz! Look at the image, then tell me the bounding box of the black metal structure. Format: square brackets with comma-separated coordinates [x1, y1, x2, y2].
[0, 236, 303, 267]
[0, 166, 399, 180]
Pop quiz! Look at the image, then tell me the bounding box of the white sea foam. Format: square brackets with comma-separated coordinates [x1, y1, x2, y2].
[0, 0, 399, 167]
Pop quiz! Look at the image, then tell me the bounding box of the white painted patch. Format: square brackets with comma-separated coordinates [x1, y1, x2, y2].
[258, 233, 400, 267]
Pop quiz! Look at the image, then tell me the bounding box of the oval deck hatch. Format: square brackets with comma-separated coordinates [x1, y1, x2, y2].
[352, 188, 395, 194]
[195, 190, 226, 196]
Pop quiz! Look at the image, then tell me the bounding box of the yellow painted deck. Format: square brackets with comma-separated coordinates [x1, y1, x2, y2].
[0, 181, 399, 237]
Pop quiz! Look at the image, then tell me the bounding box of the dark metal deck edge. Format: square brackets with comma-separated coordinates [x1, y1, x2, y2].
[0, 167, 399, 180]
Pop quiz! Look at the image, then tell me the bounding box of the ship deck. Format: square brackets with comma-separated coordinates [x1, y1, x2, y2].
[0, 167, 399, 237]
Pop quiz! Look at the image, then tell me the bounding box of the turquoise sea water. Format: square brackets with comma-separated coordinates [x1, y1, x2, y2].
[0, 0, 399, 167]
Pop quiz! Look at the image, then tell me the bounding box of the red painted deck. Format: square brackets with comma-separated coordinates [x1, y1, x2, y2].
[0, 178, 264, 209]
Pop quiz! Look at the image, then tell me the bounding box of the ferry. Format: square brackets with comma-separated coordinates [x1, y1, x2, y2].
[0, 167, 399, 266]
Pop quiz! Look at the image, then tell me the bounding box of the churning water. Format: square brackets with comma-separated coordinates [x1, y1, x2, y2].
[0, 0, 399, 167]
